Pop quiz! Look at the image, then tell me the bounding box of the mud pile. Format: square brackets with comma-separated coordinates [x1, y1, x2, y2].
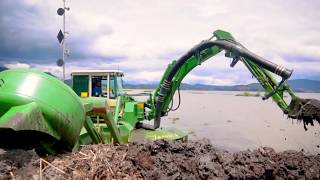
[1, 139, 320, 179]
[0, 149, 39, 179]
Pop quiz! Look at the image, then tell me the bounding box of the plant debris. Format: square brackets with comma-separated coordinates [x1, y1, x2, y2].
[0, 139, 320, 179]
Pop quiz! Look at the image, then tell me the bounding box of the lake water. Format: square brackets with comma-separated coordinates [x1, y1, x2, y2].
[128, 90, 320, 154]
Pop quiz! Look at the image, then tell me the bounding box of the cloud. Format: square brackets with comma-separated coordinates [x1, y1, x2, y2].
[280, 54, 320, 63]
[0, 0, 114, 64]
[0, 0, 319, 85]
[4, 62, 31, 69]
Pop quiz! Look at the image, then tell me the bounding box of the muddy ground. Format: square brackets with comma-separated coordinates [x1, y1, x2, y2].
[0, 139, 320, 180]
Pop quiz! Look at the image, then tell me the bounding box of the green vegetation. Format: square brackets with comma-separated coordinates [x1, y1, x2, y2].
[235, 92, 260, 97]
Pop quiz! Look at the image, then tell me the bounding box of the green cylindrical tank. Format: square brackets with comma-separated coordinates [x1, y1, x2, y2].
[0, 68, 86, 151]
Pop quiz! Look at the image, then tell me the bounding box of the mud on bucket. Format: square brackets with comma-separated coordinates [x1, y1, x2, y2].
[287, 97, 320, 130]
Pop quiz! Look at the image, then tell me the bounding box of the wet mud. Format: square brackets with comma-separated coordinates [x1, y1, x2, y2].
[0, 149, 39, 179]
[1, 139, 320, 180]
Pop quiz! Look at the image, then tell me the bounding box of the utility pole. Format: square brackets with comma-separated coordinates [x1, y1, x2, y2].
[57, 0, 70, 81]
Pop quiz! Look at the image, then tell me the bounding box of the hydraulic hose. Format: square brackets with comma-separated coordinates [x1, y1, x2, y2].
[138, 41, 215, 130]
[140, 39, 293, 130]
[213, 40, 293, 79]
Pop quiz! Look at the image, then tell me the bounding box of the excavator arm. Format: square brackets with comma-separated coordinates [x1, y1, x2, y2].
[141, 30, 319, 130]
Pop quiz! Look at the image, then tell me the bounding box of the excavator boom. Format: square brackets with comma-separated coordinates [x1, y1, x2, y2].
[140, 30, 319, 130]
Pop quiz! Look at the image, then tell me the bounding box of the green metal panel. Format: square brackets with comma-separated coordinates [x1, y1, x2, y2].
[123, 101, 137, 125]
[73, 75, 89, 96]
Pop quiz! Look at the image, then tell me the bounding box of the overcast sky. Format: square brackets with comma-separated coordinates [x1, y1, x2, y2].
[0, 0, 319, 85]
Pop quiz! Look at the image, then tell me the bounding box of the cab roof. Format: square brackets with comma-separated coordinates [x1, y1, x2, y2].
[71, 70, 124, 76]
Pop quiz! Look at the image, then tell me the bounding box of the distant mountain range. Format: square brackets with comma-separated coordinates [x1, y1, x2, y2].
[124, 79, 320, 93]
[1, 67, 319, 92]
[0, 67, 8, 71]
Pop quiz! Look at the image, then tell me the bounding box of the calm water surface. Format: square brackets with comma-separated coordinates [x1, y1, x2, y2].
[129, 90, 320, 154]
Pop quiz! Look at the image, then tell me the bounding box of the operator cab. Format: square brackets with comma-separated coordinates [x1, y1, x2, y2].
[71, 70, 124, 99]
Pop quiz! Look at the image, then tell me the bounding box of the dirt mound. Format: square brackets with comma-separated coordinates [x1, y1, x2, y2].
[0, 149, 39, 179]
[1, 140, 320, 179]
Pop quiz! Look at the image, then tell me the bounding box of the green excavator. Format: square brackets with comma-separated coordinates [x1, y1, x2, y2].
[0, 30, 319, 154]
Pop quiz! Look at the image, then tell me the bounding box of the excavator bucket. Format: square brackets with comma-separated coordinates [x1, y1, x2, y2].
[287, 97, 320, 130]
[0, 102, 60, 151]
[0, 69, 87, 153]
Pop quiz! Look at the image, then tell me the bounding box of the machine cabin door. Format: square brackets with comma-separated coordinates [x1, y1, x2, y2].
[72, 75, 89, 97]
